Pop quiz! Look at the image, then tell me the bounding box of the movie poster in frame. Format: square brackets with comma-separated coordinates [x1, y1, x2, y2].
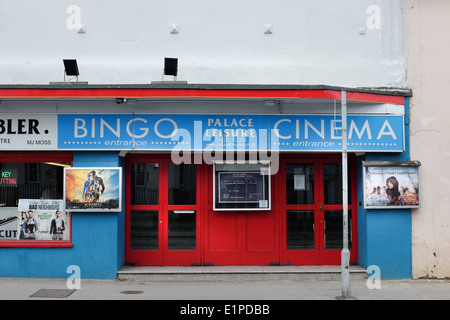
[17, 199, 70, 241]
[363, 161, 421, 209]
[64, 167, 122, 212]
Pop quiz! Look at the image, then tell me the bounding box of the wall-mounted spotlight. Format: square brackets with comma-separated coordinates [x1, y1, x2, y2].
[163, 57, 178, 80]
[115, 98, 137, 105]
[63, 59, 79, 82]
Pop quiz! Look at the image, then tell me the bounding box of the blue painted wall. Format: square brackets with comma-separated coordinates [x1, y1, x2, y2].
[357, 97, 412, 279]
[0, 152, 125, 279]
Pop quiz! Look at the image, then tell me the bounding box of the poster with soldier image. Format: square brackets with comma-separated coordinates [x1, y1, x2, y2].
[64, 167, 122, 212]
[17, 199, 70, 240]
[363, 161, 420, 209]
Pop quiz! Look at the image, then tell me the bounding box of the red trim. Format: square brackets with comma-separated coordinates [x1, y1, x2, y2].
[0, 151, 73, 162]
[0, 88, 404, 104]
[0, 241, 73, 248]
[346, 91, 404, 105]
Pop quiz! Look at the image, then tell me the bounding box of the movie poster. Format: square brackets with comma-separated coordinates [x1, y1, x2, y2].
[17, 199, 70, 240]
[363, 162, 420, 209]
[64, 167, 122, 212]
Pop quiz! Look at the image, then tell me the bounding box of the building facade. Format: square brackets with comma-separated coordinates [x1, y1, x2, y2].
[406, 0, 450, 279]
[0, 1, 418, 279]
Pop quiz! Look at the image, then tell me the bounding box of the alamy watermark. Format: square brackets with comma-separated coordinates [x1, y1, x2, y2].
[366, 265, 381, 290]
[66, 5, 83, 30]
[66, 265, 81, 290]
[169, 123, 281, 175]
[65, 4, 382, 33]
[366, 5, 381, 30]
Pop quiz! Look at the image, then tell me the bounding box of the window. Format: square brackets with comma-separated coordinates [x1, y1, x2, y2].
[0, 153, 72, 246]
[169, 163, 196, 205]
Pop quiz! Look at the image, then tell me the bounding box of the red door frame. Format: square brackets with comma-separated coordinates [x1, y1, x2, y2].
[279, 154, 358, 265]
[279, 155, 319, 265]
[319, 156, 358, 265]
[125, 154, 203, 266]
[125, 153, 358, 266]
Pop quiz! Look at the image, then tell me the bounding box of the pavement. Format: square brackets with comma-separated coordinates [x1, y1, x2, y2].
[1, 276, 450, 301]
[1, 276, 448, 318]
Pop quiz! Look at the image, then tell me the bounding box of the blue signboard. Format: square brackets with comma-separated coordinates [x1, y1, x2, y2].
[58, 114, 269, 151]
[270, 115, 404, 152]
[58, 114, 404, 152]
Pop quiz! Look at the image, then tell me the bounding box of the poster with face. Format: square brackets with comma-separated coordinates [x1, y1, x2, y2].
[363, 163, 420, 209]
[64, 167, 122, 212]
[17, 199, 70, 240]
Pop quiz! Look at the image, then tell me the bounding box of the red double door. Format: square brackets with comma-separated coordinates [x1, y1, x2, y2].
[125, 154, 357, 266]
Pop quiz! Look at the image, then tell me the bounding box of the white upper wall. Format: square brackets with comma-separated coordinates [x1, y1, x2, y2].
[0, 0, 405, 87]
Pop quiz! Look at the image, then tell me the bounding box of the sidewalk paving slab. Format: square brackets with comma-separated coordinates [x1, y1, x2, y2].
[1, 277, 450, 301]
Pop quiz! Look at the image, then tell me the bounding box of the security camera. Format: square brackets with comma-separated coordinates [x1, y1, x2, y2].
[115, 98, 126, 104]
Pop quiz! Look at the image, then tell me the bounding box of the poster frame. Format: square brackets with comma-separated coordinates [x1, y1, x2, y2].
[362, 161, 421, 210]
[212, 160, 271, 211]
[64, 167, 122, 212]
[16, 199, 70, 241]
